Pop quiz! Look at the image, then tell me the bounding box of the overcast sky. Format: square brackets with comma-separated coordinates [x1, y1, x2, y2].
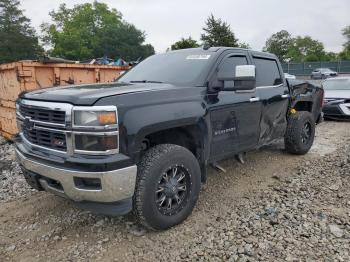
[21, 0, 350, 53]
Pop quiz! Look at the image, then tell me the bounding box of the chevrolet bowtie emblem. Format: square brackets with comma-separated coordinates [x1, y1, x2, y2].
[24, 117, 34, 131]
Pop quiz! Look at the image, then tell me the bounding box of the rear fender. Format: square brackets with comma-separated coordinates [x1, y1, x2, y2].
[287, 79, 323, 120]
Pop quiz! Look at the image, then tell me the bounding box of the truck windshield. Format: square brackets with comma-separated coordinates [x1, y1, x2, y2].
[118, 51, 214, 86]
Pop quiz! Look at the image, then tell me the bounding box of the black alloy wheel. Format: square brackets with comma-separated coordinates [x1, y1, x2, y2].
[301, 122, 312, 144]
[155, 165, 191, 216]
[133, 144, 201, 230]
[284, 111, 315, 155]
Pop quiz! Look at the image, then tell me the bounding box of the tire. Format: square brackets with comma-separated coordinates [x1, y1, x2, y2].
[133, 144, 201, 230]
[284, 111, 315, 155]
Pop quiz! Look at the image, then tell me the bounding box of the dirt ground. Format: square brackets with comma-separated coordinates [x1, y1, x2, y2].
[1, 121, 349, 261]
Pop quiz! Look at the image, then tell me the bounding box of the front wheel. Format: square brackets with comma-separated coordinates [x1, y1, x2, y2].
[284, 111, 316, 155]
[133, 144, 201, 230]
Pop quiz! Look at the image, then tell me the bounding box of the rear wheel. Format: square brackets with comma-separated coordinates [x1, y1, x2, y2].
[133, 144, 201, 230]
[284, 111, 315, 155]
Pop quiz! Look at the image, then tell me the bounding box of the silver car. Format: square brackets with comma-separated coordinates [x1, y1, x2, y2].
[284, 73, 296, 80]
[311, 68, 338, 80]
[322, 77, 350, 120]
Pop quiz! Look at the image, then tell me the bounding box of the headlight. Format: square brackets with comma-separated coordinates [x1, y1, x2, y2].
[74, 132, 118, 153]
[73, 106, 117, 127]
[72, 106, 119, 155]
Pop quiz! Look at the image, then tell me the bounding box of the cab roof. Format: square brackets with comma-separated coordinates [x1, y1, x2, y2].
[168, 47, 277, 60]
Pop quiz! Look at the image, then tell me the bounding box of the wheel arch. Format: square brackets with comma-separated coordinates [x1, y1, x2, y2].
[293, 101, 313, 113]
[132, 120, 209, 182]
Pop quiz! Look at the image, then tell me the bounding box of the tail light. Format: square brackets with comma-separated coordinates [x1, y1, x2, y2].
[321, 90, 325, 107]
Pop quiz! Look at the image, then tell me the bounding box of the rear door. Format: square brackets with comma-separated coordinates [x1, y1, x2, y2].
[253, 56, 289, 146]
[207, 52, 262, 161]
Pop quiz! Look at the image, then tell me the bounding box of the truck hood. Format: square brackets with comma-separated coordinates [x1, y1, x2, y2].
[324, 90, 350, 99]
[21, 82, 178, 105]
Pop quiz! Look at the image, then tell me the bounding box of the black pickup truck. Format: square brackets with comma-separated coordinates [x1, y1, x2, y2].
[15, 47, 324, 230]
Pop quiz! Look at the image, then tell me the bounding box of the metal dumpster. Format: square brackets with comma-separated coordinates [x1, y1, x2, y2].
[0, 61, 128, 139]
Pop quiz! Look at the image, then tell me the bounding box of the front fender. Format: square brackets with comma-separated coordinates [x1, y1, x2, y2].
[94, 86, 209, 164]
[123, 101, 207, 154]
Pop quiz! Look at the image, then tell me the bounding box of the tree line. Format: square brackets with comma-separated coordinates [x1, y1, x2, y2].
[171, 16, 350, 63]
[0, 0, 155, 64]
[0, 0, 349, 64]
[263, 29, 350, 63]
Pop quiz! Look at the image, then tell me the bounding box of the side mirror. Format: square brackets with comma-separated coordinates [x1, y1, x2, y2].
[232, 65, 256, 91]
[209, 65, 256, 93]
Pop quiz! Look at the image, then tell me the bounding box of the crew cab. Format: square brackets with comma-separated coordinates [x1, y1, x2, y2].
[15, 47, 324, 230]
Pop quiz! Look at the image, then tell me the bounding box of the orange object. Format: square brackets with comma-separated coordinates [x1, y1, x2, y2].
[0, 60, 129, 140]
[98, 111, 117, 125]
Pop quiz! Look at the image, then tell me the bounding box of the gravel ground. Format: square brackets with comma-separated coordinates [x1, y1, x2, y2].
[0, 139, 33, 202]
[0, 121, 349, 261]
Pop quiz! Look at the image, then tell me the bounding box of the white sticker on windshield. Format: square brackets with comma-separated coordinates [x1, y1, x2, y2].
[186, 55, 211, 60]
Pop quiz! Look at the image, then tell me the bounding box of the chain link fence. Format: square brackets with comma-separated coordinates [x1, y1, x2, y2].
[282, 61, 350, 75]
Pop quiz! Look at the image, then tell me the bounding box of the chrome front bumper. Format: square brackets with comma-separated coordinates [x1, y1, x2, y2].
[16, 149, 137, 203]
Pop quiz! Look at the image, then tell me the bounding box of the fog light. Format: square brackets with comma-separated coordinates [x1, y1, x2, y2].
[74, 177, 102, 190]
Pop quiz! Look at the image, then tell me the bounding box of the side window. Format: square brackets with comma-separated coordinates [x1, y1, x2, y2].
[218, 56, 248, 88]
[253, 57, 282, 87]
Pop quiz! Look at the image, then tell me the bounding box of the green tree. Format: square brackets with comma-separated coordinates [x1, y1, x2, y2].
[200, 14, 239, 47]
[0, 0, 43, 64]
[287, 36, 327, 62]
[171, 37, 199, 50]
[324, 52, 338, 61]
[238, 42, 251, 49]
[342, 26, 350, 47]
[339, 26, 350, 60]
[263, 30, 294, 62]
[41, 1, 155, 61]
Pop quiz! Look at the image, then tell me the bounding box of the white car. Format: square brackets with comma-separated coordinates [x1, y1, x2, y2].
[311, 68, 338, 80]
[284, 73, 296, 80]
[322, 77, 350, 120]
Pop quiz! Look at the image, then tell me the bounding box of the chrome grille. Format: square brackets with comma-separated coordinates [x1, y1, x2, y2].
[17, 100, 71, 153]
[19, 104, 66, 124]
[17, 100, 119, 156]
[23, 128, 67, 151]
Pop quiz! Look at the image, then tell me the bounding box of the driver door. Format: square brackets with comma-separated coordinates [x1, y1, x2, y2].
[207, 53, 262, 161]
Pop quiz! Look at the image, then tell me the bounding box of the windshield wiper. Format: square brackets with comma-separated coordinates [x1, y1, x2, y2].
[130, 80, 164, 84]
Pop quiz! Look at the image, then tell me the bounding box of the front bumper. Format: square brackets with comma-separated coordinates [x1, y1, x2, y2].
[323, 103, 350, 119]
[16, 148, 137, 203]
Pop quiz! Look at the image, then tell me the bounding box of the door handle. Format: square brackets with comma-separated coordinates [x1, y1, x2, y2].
[281, 94, 290, 98]
[249, 97, 260, 102]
